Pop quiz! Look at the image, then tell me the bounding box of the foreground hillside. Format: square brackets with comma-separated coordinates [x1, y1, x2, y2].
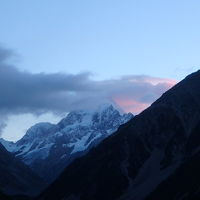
[0, 143, 46, 198]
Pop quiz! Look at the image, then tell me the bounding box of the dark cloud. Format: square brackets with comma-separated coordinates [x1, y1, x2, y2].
[0, 46, 176, 133]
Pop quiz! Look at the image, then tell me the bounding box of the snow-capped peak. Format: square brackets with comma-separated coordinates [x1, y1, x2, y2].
[0, 104, 134, 182]
[24, 122, 54, 138]
[96, 103, 115, 112]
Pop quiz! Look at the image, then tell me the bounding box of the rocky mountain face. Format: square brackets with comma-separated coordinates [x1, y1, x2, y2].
[39, 70, 200, 200]
[1, 104, 133, 183]
[0, 143, 46, 198]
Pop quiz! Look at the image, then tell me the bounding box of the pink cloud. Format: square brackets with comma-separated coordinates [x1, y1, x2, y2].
[113, 98, 149, 113]
[109, 76, 177, 114]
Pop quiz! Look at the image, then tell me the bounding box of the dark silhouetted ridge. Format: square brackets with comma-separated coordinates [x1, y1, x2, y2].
[38, 70, 200, 200]
[0, 143, 46, 197]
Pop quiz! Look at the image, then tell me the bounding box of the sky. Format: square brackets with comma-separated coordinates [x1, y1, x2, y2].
[0, 0, 200, 141]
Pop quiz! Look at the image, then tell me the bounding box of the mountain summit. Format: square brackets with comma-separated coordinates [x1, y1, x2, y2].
[39, 70, 200, 200]
[1, 104, 133, 183]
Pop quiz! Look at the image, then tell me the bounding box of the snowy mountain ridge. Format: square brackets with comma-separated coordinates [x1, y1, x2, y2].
[1, 104, 133, 182]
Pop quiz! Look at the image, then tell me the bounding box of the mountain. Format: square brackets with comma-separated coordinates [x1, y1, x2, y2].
[0, 143, 46, 198]
[1, 104, 133, 183]
[146, 150, 200, 200]
[0, 190, 10, 200]
[38, 70, 200, 200]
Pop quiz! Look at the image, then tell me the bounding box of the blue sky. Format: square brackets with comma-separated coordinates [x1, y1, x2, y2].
[0, 0, 200, 141]
[1, 0, 199, 79]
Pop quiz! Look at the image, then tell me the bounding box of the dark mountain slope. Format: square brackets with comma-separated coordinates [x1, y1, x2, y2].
[39, 70, 200, 200]
[0, 190, 10, 200]
[0, 143, 46, 197]
[146, 150, 200, 200]
[145, 119, 200, 200]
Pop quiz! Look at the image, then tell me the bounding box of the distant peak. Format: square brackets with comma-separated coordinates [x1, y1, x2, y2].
[66, 103, 115, 116]
[96, 103, 115, 112]
[22, 122, 54, 140]
[28, 122, 54, 130]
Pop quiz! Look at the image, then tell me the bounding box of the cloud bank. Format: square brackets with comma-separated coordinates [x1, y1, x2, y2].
[0, 46, 176, 133]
